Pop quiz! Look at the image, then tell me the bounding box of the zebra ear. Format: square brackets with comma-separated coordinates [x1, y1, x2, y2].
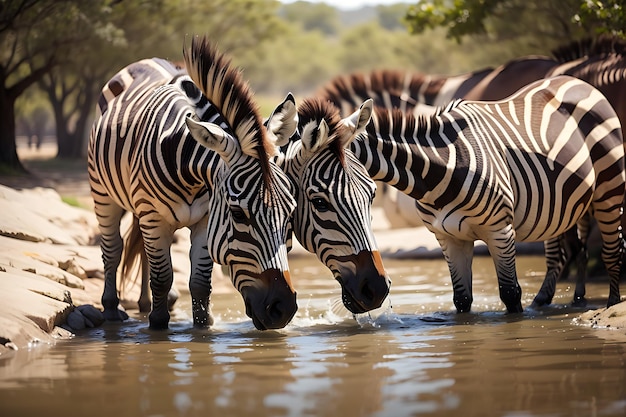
[342, 98, 373, 143]
[301, 118, 329, 154]
[185, 116, 240, 163]
[266, 93, 298, 147]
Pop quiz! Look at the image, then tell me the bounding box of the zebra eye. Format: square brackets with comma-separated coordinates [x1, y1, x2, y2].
[230, 207, 248, 223]
[311, 197, 330, 212]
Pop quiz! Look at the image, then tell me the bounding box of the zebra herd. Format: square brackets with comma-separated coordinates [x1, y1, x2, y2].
[89, 35, 625, 330]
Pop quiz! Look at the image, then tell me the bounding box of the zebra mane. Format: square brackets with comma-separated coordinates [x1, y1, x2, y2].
[551, 35, 626, 63]
[319, 70, 422, 109]
[371, 99, 465, 141]
[371, 106, 417, 140]
[298, 98, 347, 164]
[183, 35, 273, 183]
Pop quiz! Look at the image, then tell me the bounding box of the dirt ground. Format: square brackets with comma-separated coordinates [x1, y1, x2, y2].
[1, 139, 92, 207]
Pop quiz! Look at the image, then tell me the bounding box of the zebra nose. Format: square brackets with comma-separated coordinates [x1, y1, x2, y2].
[266, 299, 291, 323]
[337, 250, 390, 314]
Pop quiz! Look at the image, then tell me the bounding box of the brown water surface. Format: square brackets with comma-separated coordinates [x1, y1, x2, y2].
[1, 255, 626, 417]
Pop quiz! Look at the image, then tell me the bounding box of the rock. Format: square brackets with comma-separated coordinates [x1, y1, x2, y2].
[59, 258, 88, 280]
[576, 301, 626, 331]
[77, 304, 105, 327]
[66, 310, 86, 330]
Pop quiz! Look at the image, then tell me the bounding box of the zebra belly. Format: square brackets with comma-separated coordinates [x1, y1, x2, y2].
[130, 185, 209, 229]
[417, 205, 487, 242]
[510, 155, 594, 242]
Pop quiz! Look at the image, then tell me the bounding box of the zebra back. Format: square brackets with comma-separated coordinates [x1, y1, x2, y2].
[548, 35, 626, 129]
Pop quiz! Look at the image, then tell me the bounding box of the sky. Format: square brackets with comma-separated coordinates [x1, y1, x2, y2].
[279, 0, 415, 10]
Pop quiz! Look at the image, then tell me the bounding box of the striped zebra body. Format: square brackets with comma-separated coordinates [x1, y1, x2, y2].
[88, 37, 298, 330]
[273, 98, 391, 314]
[531, 36, 626, 306]
[352, 75, 625, 312]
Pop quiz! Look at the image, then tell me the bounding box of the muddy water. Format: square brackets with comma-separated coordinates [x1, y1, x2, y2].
[1, 255, 626, 417]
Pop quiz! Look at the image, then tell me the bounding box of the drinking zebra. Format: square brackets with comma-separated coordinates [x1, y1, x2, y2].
[350, 75, 625, 313]
[319, 43, 625, 308]
[273, 97, 391, 314]
[88, 36, 298, 330]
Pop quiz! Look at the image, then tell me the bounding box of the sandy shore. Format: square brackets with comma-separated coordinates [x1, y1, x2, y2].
[1, 140, 625, 355]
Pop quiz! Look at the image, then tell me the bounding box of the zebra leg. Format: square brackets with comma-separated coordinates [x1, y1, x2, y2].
[572, 244, 588, 306]
[572, 215, 590, 307]
[438, 236, 474, 313]
[597, 226, 623, 308]
[93, 199, 128, 321]
[189, 220, 214, 328]
[138, 248, 151, 312]
[139, 221, 175, 330]
[485, 227, 523, 313]
[532, 236, 567, 307]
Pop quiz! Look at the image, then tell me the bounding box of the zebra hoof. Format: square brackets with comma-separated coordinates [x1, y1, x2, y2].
[607, 295, 622, 308]
[571, 296, 587, 308]
[193, 312, 214, 328]
[505, 303, 524, 314]
[148, 310, 170, 330]
[530, 293, 552, 308]
[453, 295, 473, 313]
[500, 285, 522, 313]
[103, 308, 129, 322]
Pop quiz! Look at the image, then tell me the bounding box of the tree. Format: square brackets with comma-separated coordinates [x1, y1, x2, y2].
[6, 0, 284, 167]
[0, 0, 59, 173]
[404, 0, 624, 46]
[575, 0, 626, 37]
[39, 0, 175, 159]
[279, 1, 340, 36]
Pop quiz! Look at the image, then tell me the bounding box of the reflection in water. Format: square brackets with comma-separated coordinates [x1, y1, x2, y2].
[1, 256, 626, 417]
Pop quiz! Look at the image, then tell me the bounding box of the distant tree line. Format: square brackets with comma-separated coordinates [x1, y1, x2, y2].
[2, 0, 622, 173]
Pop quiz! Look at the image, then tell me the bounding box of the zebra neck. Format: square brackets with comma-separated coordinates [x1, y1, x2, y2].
[351, 128, 449, 202]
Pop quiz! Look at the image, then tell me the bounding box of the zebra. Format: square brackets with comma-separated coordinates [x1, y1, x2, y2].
[350, 75, 625, 313]
[272, 96, 391, 314]
[529, 36, 626, 307]
[88, 36, 299, 330]
[318, 49, 622, 309]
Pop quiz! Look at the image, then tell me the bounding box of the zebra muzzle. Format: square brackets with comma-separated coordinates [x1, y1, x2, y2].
[240, 269, 298, 330]
[335, 250, 391, 314]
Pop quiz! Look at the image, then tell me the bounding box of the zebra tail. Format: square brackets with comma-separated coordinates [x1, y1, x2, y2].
[120, 216, 145, 299]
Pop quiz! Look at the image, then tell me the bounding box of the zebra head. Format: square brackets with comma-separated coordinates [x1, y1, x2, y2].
[277, 97, 391, 314]
[184, 36, 298, 330]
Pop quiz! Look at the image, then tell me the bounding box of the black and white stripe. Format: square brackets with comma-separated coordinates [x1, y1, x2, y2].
[275, 98, 391, 314]
[351, 75, 625, 312]
[88, 36, 298, 330]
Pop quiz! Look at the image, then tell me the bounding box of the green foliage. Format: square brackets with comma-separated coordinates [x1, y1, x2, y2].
[6, 0, 626, 167]
[280, 1, 340, 35]
[377, 4, 412, 30]
[405, 0, 624, 42]
[576, 0, 626, 37]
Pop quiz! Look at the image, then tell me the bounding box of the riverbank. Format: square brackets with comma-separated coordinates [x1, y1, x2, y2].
[1, 140, 625, 356]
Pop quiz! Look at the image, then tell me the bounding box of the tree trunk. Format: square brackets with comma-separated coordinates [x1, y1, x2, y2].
[0, 89, 26, 173]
